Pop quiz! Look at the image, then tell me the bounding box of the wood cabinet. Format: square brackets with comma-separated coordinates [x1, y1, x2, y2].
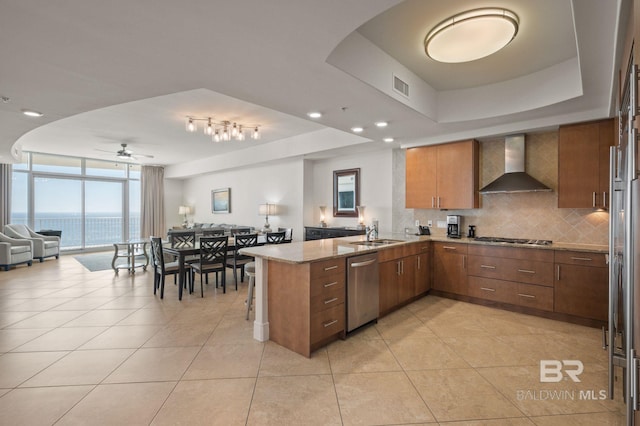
[268, 257, 345, 357]
[554, 250, 608, 321]
[304, 226, 365, 241]
[414, 243, 431, 295]
[558, 119, 615, 208]
[406, 140, 479, 209]
[433, 242, 467, 295]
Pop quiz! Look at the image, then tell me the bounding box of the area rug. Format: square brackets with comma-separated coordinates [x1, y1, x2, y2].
[74, 252, 115, 272]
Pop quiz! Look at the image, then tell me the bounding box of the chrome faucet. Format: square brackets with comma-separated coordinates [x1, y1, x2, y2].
[366, 223, 378, 241]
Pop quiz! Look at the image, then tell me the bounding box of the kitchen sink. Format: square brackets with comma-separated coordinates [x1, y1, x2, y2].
[349, 239, 404, 246]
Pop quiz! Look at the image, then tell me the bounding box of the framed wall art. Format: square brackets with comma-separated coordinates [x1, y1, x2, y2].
[212, 188, 231, 213]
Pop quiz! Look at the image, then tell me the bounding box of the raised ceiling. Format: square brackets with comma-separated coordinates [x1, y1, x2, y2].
[0, 0, 627, 178]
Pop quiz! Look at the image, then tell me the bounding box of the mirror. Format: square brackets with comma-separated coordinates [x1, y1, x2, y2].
[333, 168, 360, 217]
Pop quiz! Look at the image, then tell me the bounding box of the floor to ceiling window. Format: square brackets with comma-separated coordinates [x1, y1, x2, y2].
[10, 152, 141, 251]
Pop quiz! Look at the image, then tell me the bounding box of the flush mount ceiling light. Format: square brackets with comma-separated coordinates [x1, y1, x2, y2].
[383, 137, 394, 143]
[22, 109, 44, 117]
[307, 111, 322, 119]
[185, 117, 261, 142]
[424, 8, 519, 63]
[375, 121, 388, 128]
[351, 126, 364, 133]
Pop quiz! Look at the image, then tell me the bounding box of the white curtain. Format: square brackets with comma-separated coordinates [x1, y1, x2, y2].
[140, 165, 165, 238]
[0, 164, 11, 230]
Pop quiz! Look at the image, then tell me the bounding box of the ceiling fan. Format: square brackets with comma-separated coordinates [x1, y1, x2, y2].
[98, 143, 154, 161]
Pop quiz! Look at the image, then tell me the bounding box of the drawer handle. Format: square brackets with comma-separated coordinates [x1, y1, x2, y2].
[443, 246, 457, 250]
[480, 265, 496, 269]
[518, 293, 536, 299]
[324, 297, 338, 305]
[323, 319, 338, 328]
[518, 269, 535, 274]
[324, 281, 339, 288]
[323, 265, 339, 271]
[480, 287, 496, 292]
[570, 256, 593, 262]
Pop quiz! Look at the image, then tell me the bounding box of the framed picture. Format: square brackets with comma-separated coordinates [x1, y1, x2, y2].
[333, 168, 360, 217]
[212, 188, 230, 213]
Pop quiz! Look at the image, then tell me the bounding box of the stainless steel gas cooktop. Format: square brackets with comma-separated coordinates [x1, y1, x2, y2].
[474, 236, 553, 246]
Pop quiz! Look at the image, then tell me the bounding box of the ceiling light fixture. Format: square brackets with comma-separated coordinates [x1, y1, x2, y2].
[185, 117, 261, 142]
[307, 112, 322, 119]
[383, 137, 394, 143]
[424, 8, 519, 63]
[375, 121, 388, 128]
[22, 109, 44, 117]
[351, 126, 364, 133]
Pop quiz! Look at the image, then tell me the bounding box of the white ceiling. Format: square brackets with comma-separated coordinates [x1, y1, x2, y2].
[0, 0, 628, 178]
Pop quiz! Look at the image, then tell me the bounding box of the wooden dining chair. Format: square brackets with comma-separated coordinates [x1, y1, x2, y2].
[230, 227, 251, 236]
[266, 231, 286, 244]
[150, 236, 190, 299]
[190, 236, 228, 296]
[226, 233, 258, 290]
[278, 227, 293, 243]
[202, 228, 225, 237]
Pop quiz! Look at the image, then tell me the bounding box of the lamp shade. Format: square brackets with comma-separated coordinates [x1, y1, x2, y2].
[258, 203, 277, 216]
[178, 205, 191, 215]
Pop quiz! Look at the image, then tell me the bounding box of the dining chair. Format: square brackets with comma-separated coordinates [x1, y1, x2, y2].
[266, 231, 286, 244]
[230, 227, 252, 236]
[226, 233, 258, 290]
[169, 230, 196, 248]
[150, 236, 190, 299]
[244, 261, 256, 320]
[190, 236, 228, 296]
[202, 228, 225, 237]
[278, 227, 293, 243]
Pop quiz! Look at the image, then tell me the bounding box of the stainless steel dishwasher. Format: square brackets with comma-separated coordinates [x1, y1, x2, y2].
[347, 253, 379, 332]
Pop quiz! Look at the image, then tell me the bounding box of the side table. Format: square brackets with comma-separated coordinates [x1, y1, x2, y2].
[112, 240, 149, 274]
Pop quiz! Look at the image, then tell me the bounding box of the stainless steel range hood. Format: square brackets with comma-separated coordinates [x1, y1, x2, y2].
[479, 135, 552, 194]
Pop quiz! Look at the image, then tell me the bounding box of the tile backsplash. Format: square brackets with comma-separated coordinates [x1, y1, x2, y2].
[392, 131, 609, 246]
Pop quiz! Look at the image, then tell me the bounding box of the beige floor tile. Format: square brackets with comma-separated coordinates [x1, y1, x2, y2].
[206, 315, 256, 345]
[0, 328, 50, 352]
[116, 308, 179, 325]
[374, 308, 437, 340]
[57, 382, 175, 425]
[97, 296, 155, 310]
[529, 411, 625, 425]
[152, 378, 254, 425]
[0, 311, 40, 328]
[143, 323, 215, 348]
[13, 326, 108, 351]
[50, 297, 116, 311]
[104, 346, 199, 383]
[408, 368, 524, 422]
[0, 385, 94, 425]
[442, 335, 541, 367]
[21, 348, 134, 386]
[79, 325, 162, 349]
[247, 375, 341, 425]
[259, 341, 331, 377]
[183, 343, 264, 379]
[5, 310, 85, 328]
[386, 336, 470, 370]
[327, 338, 401, 374]
[444, 419, 535, 425]
[0, 351, 68, 387]
[334, 371, 435, 425]
[3, 298, 76, 312]
[61, 309, 137, 327]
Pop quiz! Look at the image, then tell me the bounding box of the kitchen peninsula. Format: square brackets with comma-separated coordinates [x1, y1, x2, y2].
[240, 235, 608, 357]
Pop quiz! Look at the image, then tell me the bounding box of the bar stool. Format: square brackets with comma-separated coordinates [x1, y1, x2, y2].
[244, 262, 256, 320]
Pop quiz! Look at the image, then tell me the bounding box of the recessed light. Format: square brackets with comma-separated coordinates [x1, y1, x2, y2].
[22, 109, 43, 117]
[307, 112, 322, 119]
[351, 126, 364, 133]
[383, 137, 395, 143]
[375, 121, 388, 128]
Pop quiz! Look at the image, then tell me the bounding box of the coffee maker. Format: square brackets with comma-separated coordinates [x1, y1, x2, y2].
[446, 215, 461, 238]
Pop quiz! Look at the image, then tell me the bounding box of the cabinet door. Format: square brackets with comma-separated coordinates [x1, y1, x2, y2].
[415, 252, 430, 295]
[598, 119, 615, 205]
[436, 140, 479, 209]
[406, 146, 437, 208]
[379, 260, 400, 314]
[397, 257, 415, 304]
[554, 264, 608, 321]
[433, 247, 467, 296]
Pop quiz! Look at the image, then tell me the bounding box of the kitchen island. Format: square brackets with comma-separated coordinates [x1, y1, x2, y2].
[240, 234, 608, 357]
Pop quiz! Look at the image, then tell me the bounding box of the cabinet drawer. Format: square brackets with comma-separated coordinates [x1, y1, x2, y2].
[378, 242, 426, 262]
[433, 242, 467, 256]
[468, 277, 513, 304]
[468, 244, 553, 262]
[310, 271, 345, 297]
[554, 250, 608, 268]
[513, 283, 553, 312]
[468, 256, 554, 287]
[310, 284, 345, 313]
[310, 258, 345, 279]
[310, 303, 345, 343]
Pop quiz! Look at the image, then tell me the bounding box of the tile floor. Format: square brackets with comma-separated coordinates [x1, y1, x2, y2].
[0, 254, 627, 425]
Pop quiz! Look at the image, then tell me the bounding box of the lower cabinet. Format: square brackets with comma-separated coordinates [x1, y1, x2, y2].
[433, 242, 467, 295]
[554, 250, 608, 321]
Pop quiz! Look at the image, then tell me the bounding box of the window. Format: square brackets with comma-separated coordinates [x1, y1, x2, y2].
[11, 153, 141, 251]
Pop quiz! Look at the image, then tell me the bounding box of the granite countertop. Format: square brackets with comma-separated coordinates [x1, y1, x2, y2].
[239, 233, 608, 264]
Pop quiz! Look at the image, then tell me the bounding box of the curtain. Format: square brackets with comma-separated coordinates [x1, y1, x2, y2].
[0, 164, 11, 230]
[140, 165, 165, 238]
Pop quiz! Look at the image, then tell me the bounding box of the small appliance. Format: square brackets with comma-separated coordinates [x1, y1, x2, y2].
[467, 225, 476, 238]
[418, 225, 431, 235]
[446, 215, 461, 238]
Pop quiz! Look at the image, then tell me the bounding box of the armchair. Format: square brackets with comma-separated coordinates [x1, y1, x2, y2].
[0, 232, 33, 271]
[4, 224, 60, 262]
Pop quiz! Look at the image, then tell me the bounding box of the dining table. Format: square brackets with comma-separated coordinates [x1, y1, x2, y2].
[162, 235, 266, 300]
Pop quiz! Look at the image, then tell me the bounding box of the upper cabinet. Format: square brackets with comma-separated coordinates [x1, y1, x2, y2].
[558, 119, 615, 209]
[406, 139, 479, 209]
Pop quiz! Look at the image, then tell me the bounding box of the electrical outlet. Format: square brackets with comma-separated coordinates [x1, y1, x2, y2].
[427, 220, 433, 227]
[404, 227, 412, 234]
[415, 220, 420, 227]
[437, 220, 446, 228]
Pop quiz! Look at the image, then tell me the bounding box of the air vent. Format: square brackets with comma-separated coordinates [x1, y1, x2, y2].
[393, 75, 409, 97]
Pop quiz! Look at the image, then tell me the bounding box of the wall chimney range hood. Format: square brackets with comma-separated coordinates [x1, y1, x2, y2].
[479, 135, 552, 194]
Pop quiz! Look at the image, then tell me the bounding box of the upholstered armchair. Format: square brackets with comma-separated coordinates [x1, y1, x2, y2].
[0, 232, 33, 271]
[4, 224, 60, 262]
